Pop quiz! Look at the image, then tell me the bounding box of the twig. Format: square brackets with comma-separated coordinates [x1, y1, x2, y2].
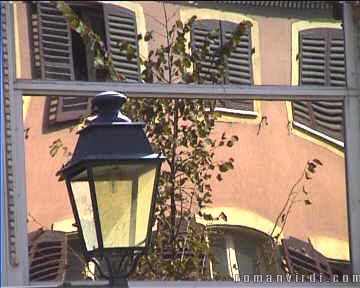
[269, 170, 305, 237]
[28, 212, 50, 230]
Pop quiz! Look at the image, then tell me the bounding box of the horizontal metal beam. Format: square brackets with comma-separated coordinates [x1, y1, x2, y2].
[14, 79, 358, 100]
[29, 280, 359, 287]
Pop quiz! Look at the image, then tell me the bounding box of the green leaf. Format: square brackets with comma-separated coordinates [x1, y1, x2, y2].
[313, 158, 323, 166]
[94, 55, 104, 67]
[144, 31, 153, 41]
[187, 15, 197, 26]
[218, 164, 227, 173]
[231, 135, 239, 142]
[302, 186, 308, 195]
[176, 20, 183, 29]
[126, 45, 136, 60]
[304, 199, 312, 205]
[226, 140, 234, 147]
[307, 161, 316, 173]
[281, 214, 286, 223]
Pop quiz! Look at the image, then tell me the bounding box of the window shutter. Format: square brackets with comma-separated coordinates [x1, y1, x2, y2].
[191, 20, 221, 83]
[192, 20, 254, 112]
[282, 237, 333, 281]
[36, 2, 90, 124]
[28, 229, 67, 282]
[103, 4, 140, 82]
[329, 29, 346, 86]
[219, 21, 254, 111]
[293, 28, 345, 142]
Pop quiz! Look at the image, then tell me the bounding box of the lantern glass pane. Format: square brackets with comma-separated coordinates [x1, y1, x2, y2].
[70, 170, 98, 251]
[92, 163, 157, 248]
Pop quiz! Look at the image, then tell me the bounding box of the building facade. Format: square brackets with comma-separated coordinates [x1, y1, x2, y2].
[3, 1, 360, 286]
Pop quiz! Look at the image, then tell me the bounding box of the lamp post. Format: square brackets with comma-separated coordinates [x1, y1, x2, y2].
[58, 91, 165, 287]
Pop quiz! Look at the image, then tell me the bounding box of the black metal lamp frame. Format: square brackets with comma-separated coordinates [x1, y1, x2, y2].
[63, 160, 161, 287]
[58, 91, 165, 287]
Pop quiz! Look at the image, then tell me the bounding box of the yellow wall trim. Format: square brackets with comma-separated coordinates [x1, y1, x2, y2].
[309, 235, 350, 261]
[52, 217, 77, 233]
[196, 207, 283, 239]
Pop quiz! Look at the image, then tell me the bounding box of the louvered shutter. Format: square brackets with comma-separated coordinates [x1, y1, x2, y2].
[28, 230, 67, 282]
[192, 20, 254, 112]
[103, 4, 140, 82]
[282, 237, 333, 281]
[36, 2, 90, 124]
[219, 21, 254, 111]
[192, 20, 222, 83]
[293, 28, 345, 142]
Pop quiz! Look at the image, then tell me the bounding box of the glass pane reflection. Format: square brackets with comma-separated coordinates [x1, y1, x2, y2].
[70, 170, 98, 251]
[93, 163, 157, 248]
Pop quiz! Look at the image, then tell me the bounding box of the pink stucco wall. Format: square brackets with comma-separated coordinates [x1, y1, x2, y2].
[19, 2, 348, 257]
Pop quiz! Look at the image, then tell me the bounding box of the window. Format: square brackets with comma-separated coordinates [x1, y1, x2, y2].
[210, 227, 274, 280]
[30, 2, 140, 124]
[191, 20, 255, 114]
[292, 28, 345, 144]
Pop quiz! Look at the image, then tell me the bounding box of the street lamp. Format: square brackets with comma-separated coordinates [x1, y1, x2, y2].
[58, 91, 165, 287]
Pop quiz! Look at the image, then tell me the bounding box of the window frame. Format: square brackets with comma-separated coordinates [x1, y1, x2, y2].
[29, 1, 148, 126]
[181, 8, 262, 124]
[3, 2, 360, 287]
[288, 21, 345, 152]
[209, 226, 274, 280]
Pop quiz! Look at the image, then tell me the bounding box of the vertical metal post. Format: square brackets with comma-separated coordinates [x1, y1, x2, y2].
[0, 2, 6, 286]
[4, 3, 29, 285]
[343, 2, 360, 275]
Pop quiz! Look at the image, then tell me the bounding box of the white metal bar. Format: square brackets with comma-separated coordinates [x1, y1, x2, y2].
[28, 280, 359, 287]
[0, 3, 6, 286]
[14, 79, 358, 100]
[343, 2, 360, 276]
[4, 3, 29, 286]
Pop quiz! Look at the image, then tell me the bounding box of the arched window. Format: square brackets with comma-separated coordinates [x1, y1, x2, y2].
[209, 226, 277, 280]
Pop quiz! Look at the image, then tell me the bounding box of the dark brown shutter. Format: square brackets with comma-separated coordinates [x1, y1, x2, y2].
[192, 20, 254, 112]
[219, 21, 254, 111]
[36, 2, 89, 124]
[28, 229, 67, 282]
[328, 29, 346, 86]
[282, 237, 333, 281]
[293, 28, 345, 142]
[191, 20, 221, 83]
[103, 4, 140, 82]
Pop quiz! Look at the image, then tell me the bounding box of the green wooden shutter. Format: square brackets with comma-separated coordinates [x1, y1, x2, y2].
[219, 21, 254, 111]
[103, 4, 140, 82]
[36, 2, 90, 124]
[293, 28, 345, 142]
[191, 20, 221, 83]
